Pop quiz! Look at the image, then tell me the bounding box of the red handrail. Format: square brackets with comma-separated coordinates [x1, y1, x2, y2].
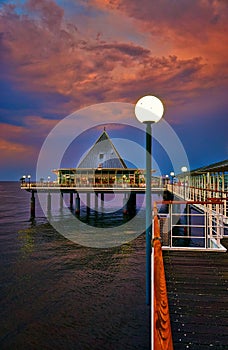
[153, 213, 173, 349]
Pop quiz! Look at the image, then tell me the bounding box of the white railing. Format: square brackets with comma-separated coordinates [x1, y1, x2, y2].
[167, 184, 228, 224]
[155, 200, 226, 251]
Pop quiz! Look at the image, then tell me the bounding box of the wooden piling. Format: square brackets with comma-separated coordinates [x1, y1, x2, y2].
[75, 193, 80, 215]
[47, 192, 51, 214]
[86, 192, 90, 214]
[60, 192, 63, 211]
[95, 192, 98, 211]
[70, 192, 73, 210]
[123, 193, 128, 215]
[101, 192, 104, 211]
[30, 191, 35, 220]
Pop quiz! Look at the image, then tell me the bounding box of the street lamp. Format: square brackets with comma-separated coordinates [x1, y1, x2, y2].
[181, 166, 187, 200]
[22, 175, 26, 186]
[135, 95, 164, 306]
[47, 176, 51, 187]
[27, 175, 31, 189]
[170, 171, 175, 195]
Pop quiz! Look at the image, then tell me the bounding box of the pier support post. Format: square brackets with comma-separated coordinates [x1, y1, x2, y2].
[123, 193, 128, 215]
[101, 192, 104, 212]
[86, 193, 90, 215]
[60, 192, 63, 211]
[75, 193, 80, 215]
[47, 192, 52, 214]
[95, 193, 98, 211]
[70, 192, 73, 210]
[127, 192, 136, 216]
[30, 191, 35, 220]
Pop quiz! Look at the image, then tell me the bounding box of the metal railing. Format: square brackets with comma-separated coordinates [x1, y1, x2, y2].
[155, 200, 226, 251]
[167, 184, 228, 224]
[20, 182, 165, 190]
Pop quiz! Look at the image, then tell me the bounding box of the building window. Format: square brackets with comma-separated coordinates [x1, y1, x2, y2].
[99, 153, 104, 160]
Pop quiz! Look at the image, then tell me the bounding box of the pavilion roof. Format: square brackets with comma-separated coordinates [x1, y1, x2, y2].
[183, 159, 228, 176]
[77, 129, 127, 169]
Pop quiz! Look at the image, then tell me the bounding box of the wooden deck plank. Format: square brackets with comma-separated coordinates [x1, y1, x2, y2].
[163, 238, 228, 349]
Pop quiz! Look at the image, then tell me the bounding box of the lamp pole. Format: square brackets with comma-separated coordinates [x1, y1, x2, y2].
[27, 175, 31, 189]
[170, 171, 175, 196]
[145, 121, 152, 305]
[135, 95, 164, 306]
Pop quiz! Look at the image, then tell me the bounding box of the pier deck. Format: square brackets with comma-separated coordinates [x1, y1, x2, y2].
[20, 184, 163, 193]
[163, 237, 228, 349]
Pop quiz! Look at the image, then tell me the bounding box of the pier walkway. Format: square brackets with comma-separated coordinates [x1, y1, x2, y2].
[163, 238, 228, 349]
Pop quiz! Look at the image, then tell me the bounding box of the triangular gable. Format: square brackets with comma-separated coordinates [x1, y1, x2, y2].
[77, 129, 127, 169]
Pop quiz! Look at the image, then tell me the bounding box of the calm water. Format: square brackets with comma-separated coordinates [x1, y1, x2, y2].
[0, 182, 154, 350]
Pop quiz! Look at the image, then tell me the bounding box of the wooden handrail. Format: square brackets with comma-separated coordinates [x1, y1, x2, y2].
[153, 210, 173, 349]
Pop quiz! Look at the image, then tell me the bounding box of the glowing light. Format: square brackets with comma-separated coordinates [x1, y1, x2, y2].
[135, 95, 164, 123]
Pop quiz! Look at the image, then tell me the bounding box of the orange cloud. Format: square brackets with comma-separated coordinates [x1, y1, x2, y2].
[0, 139, 35, 169]
[0, 0, 227, 121]
[0, 116, 59, 167]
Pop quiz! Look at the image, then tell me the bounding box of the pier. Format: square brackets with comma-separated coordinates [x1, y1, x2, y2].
[21, 129, 162, 219]
[20, 128, 228, 349]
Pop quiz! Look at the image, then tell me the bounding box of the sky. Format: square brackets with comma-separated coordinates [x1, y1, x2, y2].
[0, 0, 227, 181]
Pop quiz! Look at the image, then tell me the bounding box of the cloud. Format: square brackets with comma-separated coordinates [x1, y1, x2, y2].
[0, 138, 35, 172]
[0, 116, 58, 164]
[0, 0, 227, 127]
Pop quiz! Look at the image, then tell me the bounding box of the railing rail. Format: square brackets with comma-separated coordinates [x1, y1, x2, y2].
[153, 206, 173, 349]
[167, 184, 228, 223]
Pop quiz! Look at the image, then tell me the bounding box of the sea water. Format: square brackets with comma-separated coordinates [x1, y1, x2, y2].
[0, 182, 165, 350]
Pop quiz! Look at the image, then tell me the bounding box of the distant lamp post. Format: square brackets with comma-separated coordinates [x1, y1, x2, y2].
[170, 171, 175, 195]
[47, 176, 51, 187]
[181, 166, 188, 200]
[135, 95, 164, 306]
[27, 175, 31, 189]
[22, 175, 26, 185]
[165, 174, 169, 186]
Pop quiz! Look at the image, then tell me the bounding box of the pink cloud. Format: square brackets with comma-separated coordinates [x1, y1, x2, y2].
[0, 116, 59, 170]
[0, 0, 227, 121]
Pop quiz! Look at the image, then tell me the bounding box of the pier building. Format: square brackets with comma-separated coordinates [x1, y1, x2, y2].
[52, 129, 152, 188]
[21, 129, 161, 219]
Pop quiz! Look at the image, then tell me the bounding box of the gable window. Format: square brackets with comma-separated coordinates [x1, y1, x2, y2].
[99, 153, 104, 160]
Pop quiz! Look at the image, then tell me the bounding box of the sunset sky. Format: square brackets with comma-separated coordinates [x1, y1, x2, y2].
[0, 0, 227, 181]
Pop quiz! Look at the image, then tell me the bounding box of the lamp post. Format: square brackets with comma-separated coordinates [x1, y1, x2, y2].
[181, 166, 187, 200]
[170, 171, 175, 196]
[22, 175, 26, 186]
[135, 95, 164, 306]
[27, 175, 31, 189]
[47, 176, 51, 187]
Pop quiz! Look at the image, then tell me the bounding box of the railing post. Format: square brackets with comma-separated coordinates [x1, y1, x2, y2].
[205, 208, 208, 248]
[169, 203, 172, 248]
